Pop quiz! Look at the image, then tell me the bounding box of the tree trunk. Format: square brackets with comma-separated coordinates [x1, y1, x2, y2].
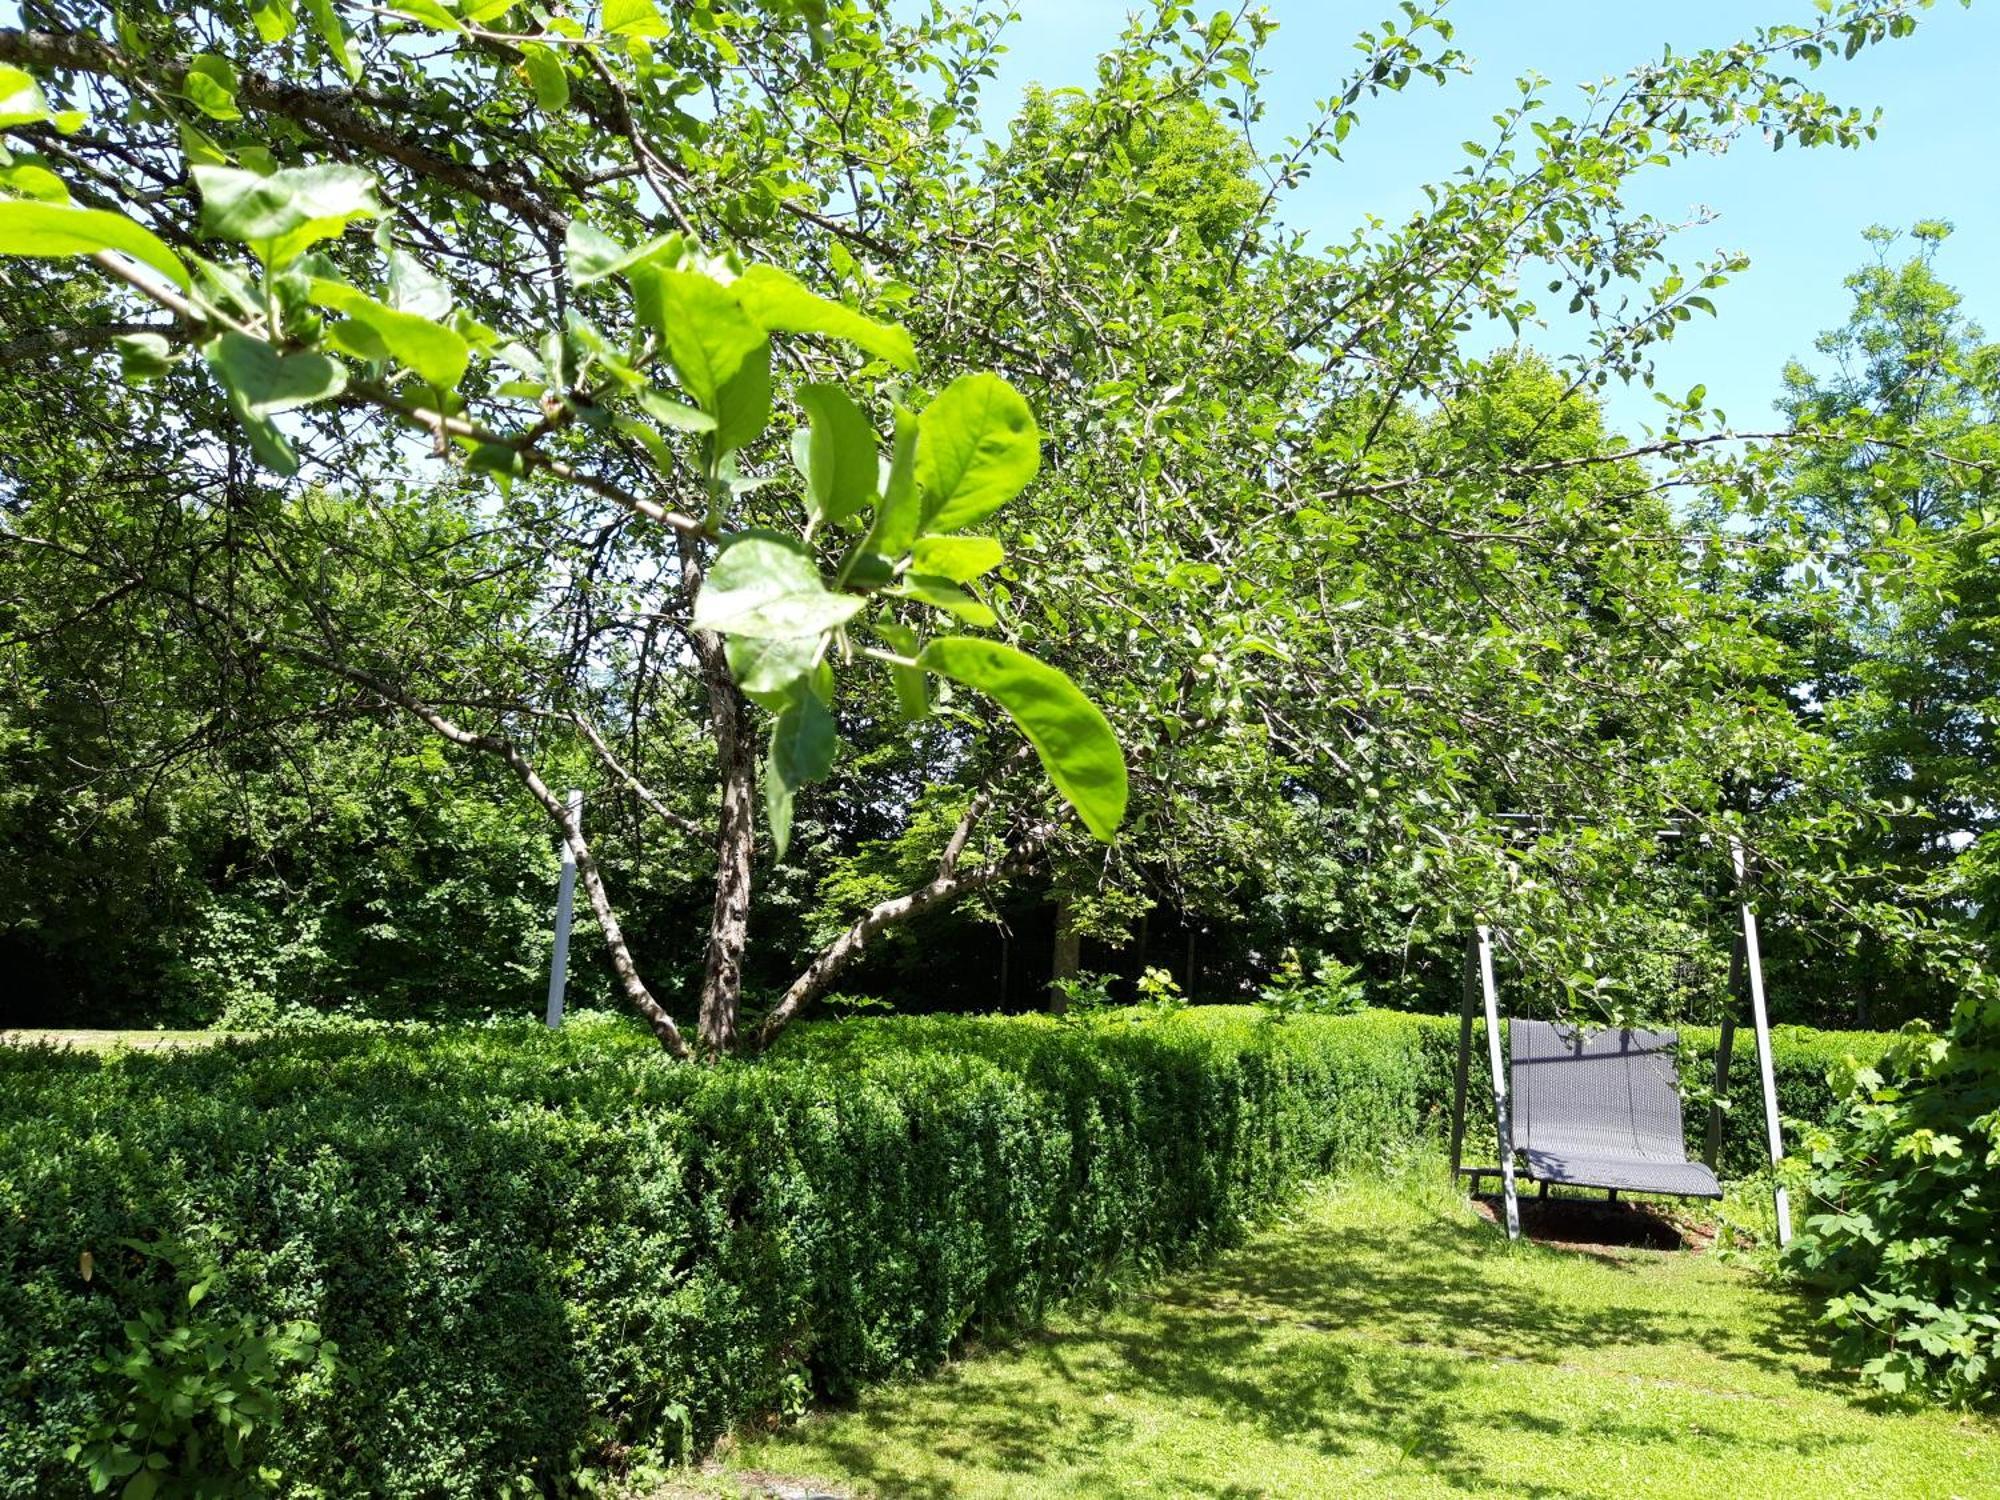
[694, 635, 756, 1057]
[1049, 893, 1080, 1012]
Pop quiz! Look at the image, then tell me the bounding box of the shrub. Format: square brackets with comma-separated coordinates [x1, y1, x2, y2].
[1785, 997, 2000, 1406]
[0, 1006, 1883, 1496]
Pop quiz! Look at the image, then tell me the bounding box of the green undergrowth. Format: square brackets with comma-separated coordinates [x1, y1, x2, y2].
[0, 1006, 1904, 1497]
[688, 1171, 1999, 1500]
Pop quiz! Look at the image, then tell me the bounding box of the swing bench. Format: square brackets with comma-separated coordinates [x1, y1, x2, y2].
[1447, 835, 1794, 1243]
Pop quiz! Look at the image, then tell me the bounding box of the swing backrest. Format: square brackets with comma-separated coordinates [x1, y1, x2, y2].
[1509, 1019, 1692, 1164]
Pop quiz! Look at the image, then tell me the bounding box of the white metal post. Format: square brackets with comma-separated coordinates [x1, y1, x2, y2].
[1730, 836, 1792, 1246]
[1477, 925, 1521, 1241]
[545, 789, 581, 1029]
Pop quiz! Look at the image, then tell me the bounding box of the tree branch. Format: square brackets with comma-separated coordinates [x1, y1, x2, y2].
[754, 821, 1060, 1049]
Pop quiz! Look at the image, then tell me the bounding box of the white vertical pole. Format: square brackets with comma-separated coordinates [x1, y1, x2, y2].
[1731, 836, 1792, 1246]
[545, 789, 581, 1029]
[1477, 925, 1521, 1241]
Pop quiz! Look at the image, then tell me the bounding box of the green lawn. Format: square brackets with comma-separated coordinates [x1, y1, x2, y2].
[678, 1174, 1998, 1499]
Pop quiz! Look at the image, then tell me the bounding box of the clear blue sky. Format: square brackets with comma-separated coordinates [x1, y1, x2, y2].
[979, 1, 1997, 437]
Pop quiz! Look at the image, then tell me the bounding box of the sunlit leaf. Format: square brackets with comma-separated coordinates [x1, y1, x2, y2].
[912, 535, 1004, 583]
[312, 279, 472, 388]
[796, 383, 877, 523]
[730, 264, 916, 371]
[0, 199, 191, 291]
[694, 530, 865, 640]
[916, 373, 1040, 533]
[918, 636, 1126, 841]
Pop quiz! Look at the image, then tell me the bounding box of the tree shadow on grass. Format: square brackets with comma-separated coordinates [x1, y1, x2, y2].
[754, 1195, 1873, 1497]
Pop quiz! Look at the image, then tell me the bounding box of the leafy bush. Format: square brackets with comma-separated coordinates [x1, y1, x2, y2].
[0, 1006, 1884, 1496]
[1786, 998, 2000, 1405]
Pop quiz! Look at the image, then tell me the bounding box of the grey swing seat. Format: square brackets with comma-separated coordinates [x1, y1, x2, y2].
[1509, 1019, 1721, 1200]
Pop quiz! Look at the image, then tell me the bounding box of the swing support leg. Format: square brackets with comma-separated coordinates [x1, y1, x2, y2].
[1450, 927, 1519, 1241]
[1731, 837, 1792, 1247]
[1477, 925, 1520, 1241]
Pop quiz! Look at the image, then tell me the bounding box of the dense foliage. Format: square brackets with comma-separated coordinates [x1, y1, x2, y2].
[1788, 993, 2000, 1406]
[0, 1005, 1885, 1496]
[4, 0, 1989, 1048]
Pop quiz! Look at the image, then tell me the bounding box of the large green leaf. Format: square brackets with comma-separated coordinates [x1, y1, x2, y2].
[730, 265, 916, 371]
[852, 404, 922, 567]
[603, 0, 669, 37]
[0, 199, 190, 291]
[917, 637, 1126, 841]
[202, 332, 347, 475]
[916, 373, 1041, 533]
[194, 165, 379, 266]
[643, 268, 767, 418]
[895, 575, 996, 627]
[763, 691, 837, 861]
[712, 341, 772, 458]
[912, 535, 1005, 583]
[796, 384, 877, 524]
[303, 0, 361, 83]
[725, 633, 819, 711]
[204, 331, 347, 414]
[311, 278, 470, 388]
[0, 64, 84, 132]
[564, 221, 680, 285]
[519, 43, 570, 112]
[694, 530, 865, 640]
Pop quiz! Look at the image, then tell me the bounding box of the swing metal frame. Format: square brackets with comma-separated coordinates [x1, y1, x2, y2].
[1447, 835, 1793, 1245]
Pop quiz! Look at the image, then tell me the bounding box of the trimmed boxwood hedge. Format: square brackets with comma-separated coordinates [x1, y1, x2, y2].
[0, 1006, 1893, 1497]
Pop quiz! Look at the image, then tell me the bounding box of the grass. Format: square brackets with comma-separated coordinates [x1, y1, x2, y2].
[676, 1171, 1998, 1499]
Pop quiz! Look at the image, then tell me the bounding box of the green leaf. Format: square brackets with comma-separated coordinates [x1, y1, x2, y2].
[896, 575, 996, 627]
[852, 403, 921, 564]
[916, 373, 1040, 533]
[519, 43, 570, 112]
[304, 0, 362, 83]
[763, 768, 795, 863]
[178, 120, 229, 167]
[0, 65, 84, 132]
[772, 691, 837, 783]
[764, 692, 837, 861]
[0, 161, 70, 202]
[637, 390, 715, 432]
[203, 331, 346, 474]
[564, 221, 680, 284]
[115, 332, 174, 384]
[875, 620, 929, 721]
[730, 264, 916, 371]
[183, 55, 243, 122]
[912, 535, 1004, 583]
[194, 164, 379, 265]
[390, 0, 465, 31]
[726, 634, 820, 711]
[311, 278, 471, 388]
[205, 332, 346, 414]
[0, 199, 191, 291]
[249, 0, 298, 43]
[693, 530, 865, 640]
[917, 637, 1126, 841]
[644, 268, 766, 413]
[712, 342, 772, 458]
[603, 0, 669, 38]
[796, 384, 877, 523]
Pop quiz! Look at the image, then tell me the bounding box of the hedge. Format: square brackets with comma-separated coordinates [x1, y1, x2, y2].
[0, 1006, 1893, 1497]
